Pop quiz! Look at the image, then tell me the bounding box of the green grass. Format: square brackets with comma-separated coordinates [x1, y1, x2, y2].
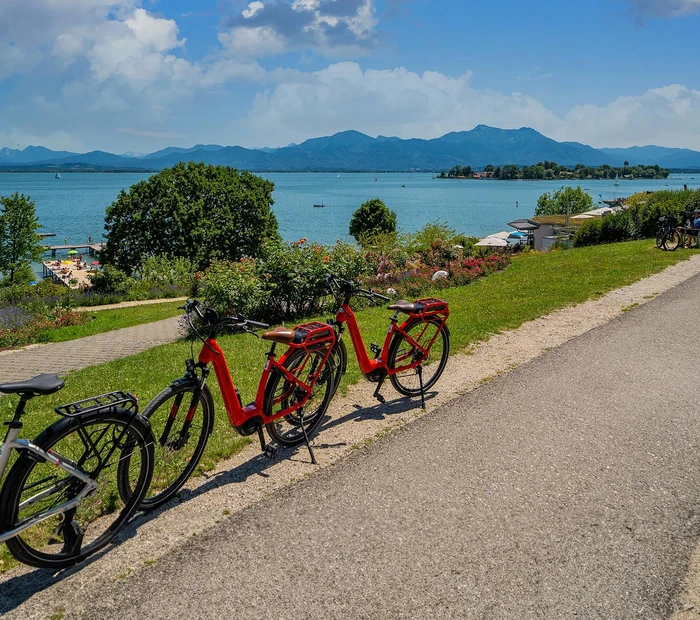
[0, 240, 691, 572]
[37, 301, 185, 344]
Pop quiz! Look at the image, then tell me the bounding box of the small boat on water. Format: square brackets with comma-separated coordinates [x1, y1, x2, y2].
[313, 203, 326, 208]
[374, 177, 378, 182]
[55, 172, 61, 179]
[401, 184, 406, 187]
[614, 173, 620, 187]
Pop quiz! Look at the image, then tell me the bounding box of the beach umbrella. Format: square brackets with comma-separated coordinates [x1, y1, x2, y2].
[475, 237, 508, 247]
[67, 249, 78, 255]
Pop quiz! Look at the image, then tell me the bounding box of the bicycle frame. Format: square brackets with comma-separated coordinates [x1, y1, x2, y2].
[188, 326, 335, 436]
[0, 428, 97, 544]
[334, 302, 448, 378]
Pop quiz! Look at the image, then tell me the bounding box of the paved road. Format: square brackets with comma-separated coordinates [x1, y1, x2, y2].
[7, 274, 700, 618]
[0, 316, 181, 384]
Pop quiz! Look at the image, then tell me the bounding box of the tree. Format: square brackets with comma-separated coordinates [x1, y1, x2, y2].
[102, 162, 279, 273]
[0, 192, 43, 285]
[484, 164, 494, 173]
[349, 198, 397, 244]
[535, 186, 593, 217]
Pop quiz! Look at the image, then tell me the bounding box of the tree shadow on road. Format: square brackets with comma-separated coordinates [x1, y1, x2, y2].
[0, 391, 435, 611]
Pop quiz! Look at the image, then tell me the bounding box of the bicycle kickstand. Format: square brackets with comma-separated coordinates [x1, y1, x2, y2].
[298, 410, 317, 465]
[258, 427, 278, 459]
[417, 365, 425, 410]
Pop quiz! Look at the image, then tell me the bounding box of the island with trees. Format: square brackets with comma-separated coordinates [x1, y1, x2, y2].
[437, 161, 670, 181]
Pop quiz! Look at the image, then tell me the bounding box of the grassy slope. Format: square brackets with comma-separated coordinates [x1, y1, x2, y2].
[0, 240, 691, 570]
[37, 301, 185, 343]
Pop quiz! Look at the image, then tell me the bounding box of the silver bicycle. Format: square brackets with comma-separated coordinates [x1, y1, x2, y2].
[0, 374, 154, 570]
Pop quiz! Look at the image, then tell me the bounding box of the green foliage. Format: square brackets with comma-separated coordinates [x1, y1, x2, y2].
[102, 162, 279, 273]
[136, 256, 195, 288]
[89, 265, 131, 294]
[1, 265, 36, 287]
[0, 192, 43, 285]
[405, 220, 459, 253]
[200, 259, 268, 319]
[573, 220, 603, 247]
[535, 186, 593, 216]
[348, 198, 397, 244]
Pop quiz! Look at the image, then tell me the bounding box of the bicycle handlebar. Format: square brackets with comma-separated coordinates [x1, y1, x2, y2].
[325, 274, 390, 302]
[181, 299, 269, 332]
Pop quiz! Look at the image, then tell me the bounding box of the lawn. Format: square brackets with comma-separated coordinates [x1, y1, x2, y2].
[37, 300, 185, 343]
[0, 240, 692, 571]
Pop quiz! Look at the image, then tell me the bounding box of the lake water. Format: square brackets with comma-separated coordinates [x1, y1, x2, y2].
[1, 172, 699, 248]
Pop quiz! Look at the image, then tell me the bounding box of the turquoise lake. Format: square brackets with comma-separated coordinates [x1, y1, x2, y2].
[1, 172, 699, 247]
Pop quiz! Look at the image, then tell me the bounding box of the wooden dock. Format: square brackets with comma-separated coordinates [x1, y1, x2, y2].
[42, 259, 95, 289]
[44, 243, 104, 257]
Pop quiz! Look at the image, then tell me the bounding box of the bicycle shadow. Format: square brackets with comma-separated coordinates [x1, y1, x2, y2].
[0, 391, 436, 610]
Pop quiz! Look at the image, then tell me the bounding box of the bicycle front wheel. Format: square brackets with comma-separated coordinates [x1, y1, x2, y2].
[388, 319, 450, 396]
[663, 230, 681, 251]
[118, 383, 214, 510]
[265, 348, 334, 447]
[0, 409, 153, 570]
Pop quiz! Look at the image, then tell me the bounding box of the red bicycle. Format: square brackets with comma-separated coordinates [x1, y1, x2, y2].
[325, 275, 450, 408]
[118, 300, 337, 509]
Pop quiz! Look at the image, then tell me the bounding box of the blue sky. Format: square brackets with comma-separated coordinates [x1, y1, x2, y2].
[1, 0, 699, 153]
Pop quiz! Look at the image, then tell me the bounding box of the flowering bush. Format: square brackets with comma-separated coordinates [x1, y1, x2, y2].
[0, 306, 90, 348]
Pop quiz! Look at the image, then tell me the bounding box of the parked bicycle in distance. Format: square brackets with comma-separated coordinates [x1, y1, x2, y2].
[118, 300, 338, 510]
[0, 375, 154, 569]
[325, 274, 450, 409]
[656, 215, 676, 249]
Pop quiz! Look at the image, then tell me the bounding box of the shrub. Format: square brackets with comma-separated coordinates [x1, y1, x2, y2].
[573, 220, 603, 247]
[88, 265, 131, 294]
[136, 256, 195, 289]
[349, 199, 397, 245]
[199, 259, 268, 319]
[535, 186, 593, 216]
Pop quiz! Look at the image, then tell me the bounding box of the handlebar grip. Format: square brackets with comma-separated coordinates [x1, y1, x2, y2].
[374, 293, 390, 301]
[246, 320, 270, 329]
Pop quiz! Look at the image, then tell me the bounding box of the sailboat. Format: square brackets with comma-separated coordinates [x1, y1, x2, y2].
[337, 173, 340, 179]
[55, 172, 62, 179]
[614, 173, 620, 187]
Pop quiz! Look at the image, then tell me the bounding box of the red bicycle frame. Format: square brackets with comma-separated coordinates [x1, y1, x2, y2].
[335, 300, 449, 378]
[194, 321, 335, 437]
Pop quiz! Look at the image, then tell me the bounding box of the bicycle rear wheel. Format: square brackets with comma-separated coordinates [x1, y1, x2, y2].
[663, 230, 681, 251]
[118, 383, 214, 510]
[264, 348, 334, 447]
[388, 319, 450, 397]
[0, 409, 153, 569]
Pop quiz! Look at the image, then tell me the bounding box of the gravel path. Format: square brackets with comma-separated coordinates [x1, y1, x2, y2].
[0, 316, 181, 384]
[3, 255, 700, 618]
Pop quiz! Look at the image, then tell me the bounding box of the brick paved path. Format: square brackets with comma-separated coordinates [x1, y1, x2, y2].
[0, 317, 182, 384]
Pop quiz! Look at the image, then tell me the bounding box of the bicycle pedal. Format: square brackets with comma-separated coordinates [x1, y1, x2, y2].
[263, 445, 278, 459]
[375, 393, 385, 404]
[370, 343, 382, 358]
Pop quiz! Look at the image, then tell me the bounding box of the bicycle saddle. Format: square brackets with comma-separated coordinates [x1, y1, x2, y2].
[0, 374, 65, 396]
[261, 327, 296, 344]
[387, 300, 418, 314]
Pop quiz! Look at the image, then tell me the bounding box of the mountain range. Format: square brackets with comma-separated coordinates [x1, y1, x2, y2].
[2, 126, 700, 172]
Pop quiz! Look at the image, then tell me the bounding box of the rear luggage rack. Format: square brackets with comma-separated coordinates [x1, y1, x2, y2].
[55, 392, 138, 418]
[292, 321, 334, 345]
[413, 298, 449, 314]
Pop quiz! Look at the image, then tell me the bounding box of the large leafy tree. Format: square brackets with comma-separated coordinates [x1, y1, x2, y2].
[102, 162, 279, 273]
[535, 186, 593, 216]
[348, 198, 397, 244]
[0, 192, 43, 285]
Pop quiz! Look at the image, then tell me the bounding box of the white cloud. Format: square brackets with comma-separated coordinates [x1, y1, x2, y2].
[242, 62, 561, 146]
[221, 0, 379, 58]
[555, 84, 700, 148]
[628, 0, 700, 17]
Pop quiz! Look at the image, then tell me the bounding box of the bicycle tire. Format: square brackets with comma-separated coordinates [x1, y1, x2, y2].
[118, 383, 214, 510]
[0, 408, 153, 569]
[663, 229, 681, 251]
[388, 318, 450, 397]
[264, 347, 334, 447]
[328, 337, 348, 397]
